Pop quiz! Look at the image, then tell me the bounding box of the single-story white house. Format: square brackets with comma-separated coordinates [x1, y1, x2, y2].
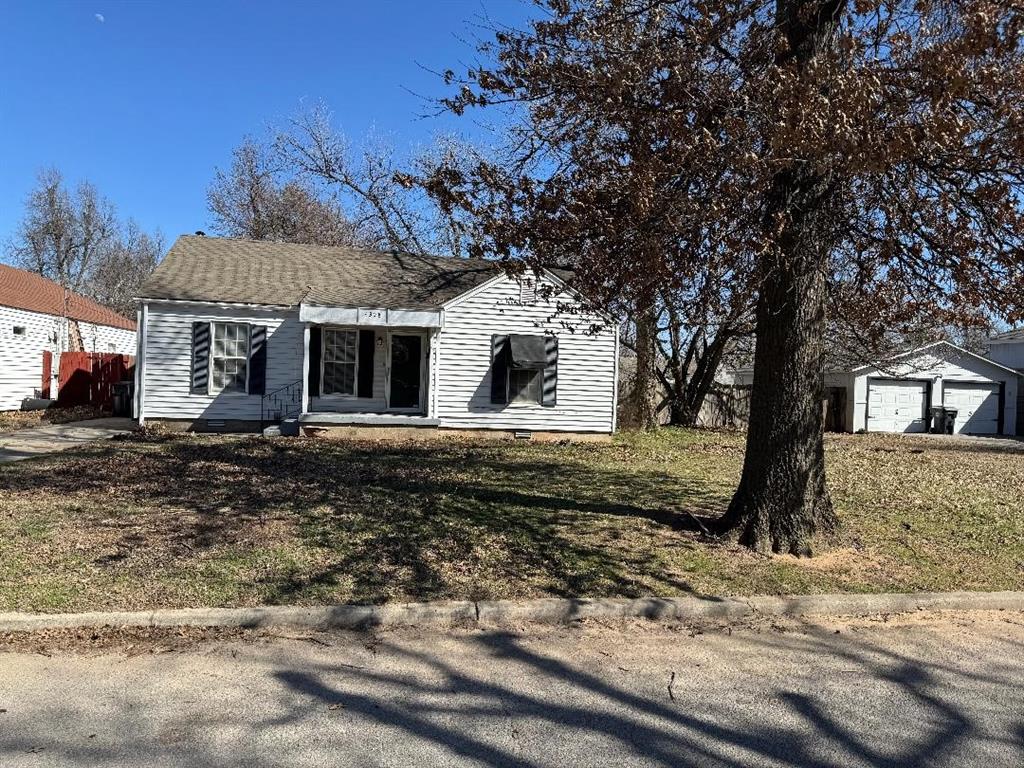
[133, 235, 618, 439]
[0, 264, 137, 411]
[731, 340, 1020, 436]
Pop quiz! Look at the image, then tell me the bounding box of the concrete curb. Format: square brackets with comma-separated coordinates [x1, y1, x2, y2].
[1, 592, 1022, 634]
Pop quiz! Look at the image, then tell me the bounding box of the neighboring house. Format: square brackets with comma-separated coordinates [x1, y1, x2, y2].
[730, 340, 1020, 436]
[986, 328, 1024, 435]
[134, 235, 618, 439]
[0, 264, 137, 411]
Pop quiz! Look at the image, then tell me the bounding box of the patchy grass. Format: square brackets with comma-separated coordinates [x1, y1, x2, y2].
[0, 429, 1021, 612]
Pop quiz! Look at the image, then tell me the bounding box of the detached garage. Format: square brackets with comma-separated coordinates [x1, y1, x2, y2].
[845, 341, 1019, 436]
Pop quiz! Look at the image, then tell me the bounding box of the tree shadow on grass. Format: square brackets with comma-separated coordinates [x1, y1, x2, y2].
[0, 435, 733, 606]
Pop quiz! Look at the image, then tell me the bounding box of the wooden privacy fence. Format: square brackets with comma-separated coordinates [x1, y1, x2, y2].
[55, 353, 134, 409]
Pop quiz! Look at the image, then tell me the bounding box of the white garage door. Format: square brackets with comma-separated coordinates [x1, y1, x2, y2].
[943, 383, 1000, 435]
[867, 379, 928, 433]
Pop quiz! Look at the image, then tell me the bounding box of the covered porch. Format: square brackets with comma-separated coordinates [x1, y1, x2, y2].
[261, 304, 442, 430]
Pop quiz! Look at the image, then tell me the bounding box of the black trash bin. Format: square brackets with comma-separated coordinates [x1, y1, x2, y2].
[928, 406, 946, 434]
[943, 408, 958, 435]
[111, 381, 133, 417]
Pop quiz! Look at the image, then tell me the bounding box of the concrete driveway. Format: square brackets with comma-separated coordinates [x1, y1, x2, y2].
[0, 610, 1021, 767]
[0, 418, 135, 463]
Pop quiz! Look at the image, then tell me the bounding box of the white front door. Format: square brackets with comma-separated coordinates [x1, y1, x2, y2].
[866, 379, 928, 433]
[943, 383, 1000, 435]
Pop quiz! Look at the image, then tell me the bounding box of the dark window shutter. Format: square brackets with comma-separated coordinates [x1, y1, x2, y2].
[248, 325, 267, 395]
[358, 329, 375, 398]
[542, 335, 558, 407]
[490, 334, 509, 404]
[191, 321, 210, 394]
[307, 326, 322, 397]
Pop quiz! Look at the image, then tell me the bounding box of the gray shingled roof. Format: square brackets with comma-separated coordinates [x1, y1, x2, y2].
[139, 235, 500, 309]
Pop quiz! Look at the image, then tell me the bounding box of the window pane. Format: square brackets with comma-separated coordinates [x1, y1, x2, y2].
[322, 329, 358, 395]
[210, 323, 248, 393]
[509, 369, 541, 404]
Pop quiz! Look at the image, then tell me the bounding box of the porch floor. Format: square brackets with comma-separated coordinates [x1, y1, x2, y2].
[298, 412, 440, 427]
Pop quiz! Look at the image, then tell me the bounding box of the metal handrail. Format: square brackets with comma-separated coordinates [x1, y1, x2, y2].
[260, 378, 303, 428]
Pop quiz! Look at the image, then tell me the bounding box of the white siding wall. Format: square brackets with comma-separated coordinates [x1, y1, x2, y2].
[0, 306, 62, 410]
[851, 348, 1019, 435]
[142, 302, 302, 421]
[436, 275, 617, 433]
[988, 340, 1024, 370]
[78, 321, 136, 355]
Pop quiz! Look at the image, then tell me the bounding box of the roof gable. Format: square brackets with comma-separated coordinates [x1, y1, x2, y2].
[139, 236, 499, 310]
[850, 340, 1020, 377]
[0, 265, 136, 330]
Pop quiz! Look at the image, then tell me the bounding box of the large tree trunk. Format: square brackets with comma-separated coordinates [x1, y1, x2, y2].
[632, 303, 660, 431]
[714, 226, 837, 554]
[715, 0, 844, 554]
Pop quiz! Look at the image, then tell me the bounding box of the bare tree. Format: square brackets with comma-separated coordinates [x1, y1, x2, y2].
[428, 0, 1024, 554]
[7, 169, 159, 314]
[87, 220, 163, 315]
[10, 168, 118, 291]
[275, 103, 474, 256]
[207, 137, 358, 246]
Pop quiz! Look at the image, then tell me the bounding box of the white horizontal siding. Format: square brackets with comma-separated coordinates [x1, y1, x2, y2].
[78, 321, 136, 355]
[142, 303, 302, 421]
[988, 341, 1024, 370]
[436, 275, 616, 433]
[0, 306, 62, 410]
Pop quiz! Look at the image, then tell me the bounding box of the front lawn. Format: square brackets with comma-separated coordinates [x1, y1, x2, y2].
[0, 429, 1021, 612]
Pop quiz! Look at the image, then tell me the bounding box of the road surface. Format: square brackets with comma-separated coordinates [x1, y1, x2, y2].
[1, 611, 1022, 767]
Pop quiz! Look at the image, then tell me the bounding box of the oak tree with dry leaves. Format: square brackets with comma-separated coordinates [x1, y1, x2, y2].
[426, 0, 1024, 554]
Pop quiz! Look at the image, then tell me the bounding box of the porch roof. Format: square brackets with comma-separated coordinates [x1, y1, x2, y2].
[298, 304, 443, 328]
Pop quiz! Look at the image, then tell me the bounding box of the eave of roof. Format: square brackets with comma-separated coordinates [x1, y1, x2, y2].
[848, 340, 1020, 377]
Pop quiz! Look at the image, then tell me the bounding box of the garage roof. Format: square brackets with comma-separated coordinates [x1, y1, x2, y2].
[849, 340, 1020, 377]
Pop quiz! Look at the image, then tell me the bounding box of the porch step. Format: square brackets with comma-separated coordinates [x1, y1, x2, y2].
[262, 418, 301, 438]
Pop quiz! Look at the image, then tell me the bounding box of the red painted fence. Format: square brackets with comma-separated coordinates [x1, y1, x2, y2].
[55, 353, 135, 409]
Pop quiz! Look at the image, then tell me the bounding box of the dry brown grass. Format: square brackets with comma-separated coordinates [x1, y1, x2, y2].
[0, 428, 1020, 612]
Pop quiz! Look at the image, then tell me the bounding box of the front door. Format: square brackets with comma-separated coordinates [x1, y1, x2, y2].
[389, 334, 423, 410]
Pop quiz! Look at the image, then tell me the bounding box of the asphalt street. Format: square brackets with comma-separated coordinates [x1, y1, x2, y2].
[1, 611, 1022, 767]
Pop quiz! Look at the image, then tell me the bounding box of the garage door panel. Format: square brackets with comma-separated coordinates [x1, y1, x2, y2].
[867, 379, 928, 433]
[944, 383, 999, 435]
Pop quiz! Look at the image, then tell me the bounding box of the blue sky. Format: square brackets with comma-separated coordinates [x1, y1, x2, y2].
[0, 0, 536, 254]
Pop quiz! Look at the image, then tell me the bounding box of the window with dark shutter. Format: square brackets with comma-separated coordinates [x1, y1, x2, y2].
[492, 334, 557, 406]
[191, 321, 210, 394]
[542, 335, 558, 407]
[358, 329, 375, 398]
[490, 335, 509, 404]
[209, 322, 249, 393]
[249, 325, 267, 395]
[307, 326, 322, 397]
